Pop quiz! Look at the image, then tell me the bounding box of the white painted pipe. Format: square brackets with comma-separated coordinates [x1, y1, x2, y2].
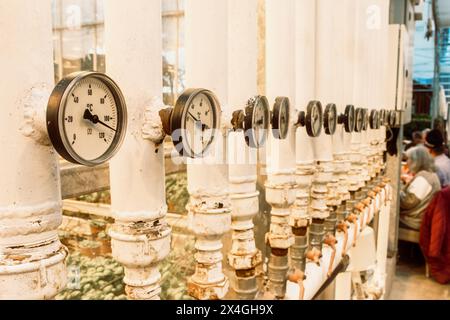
[105, 0, 171, 300]
[0, 0, 67, 300]
[264, 0, 297, 299]
[185, 0, 269, 299]
[223, 0, 262, 300]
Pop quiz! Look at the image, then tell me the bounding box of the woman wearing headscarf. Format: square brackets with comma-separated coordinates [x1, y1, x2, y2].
[399, 146, 441, 230]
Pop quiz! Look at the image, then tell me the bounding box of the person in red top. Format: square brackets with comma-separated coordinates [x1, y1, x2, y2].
[419, 186, 450, 284]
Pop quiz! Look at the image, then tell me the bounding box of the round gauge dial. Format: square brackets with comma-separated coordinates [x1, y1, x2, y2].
[305, 101, 323, 137]
[338, 105, 355, 133]
[370, 110, 380, 129]
[354, 108, 364, 133]
[388, 110, 397, 127]
[244, 95, 270, 148]
[379, 109, 387, 126]
[324, 103, 337, 135]
[362, 108, 369, 131]
[271, 96, 290, 140]
[171, 88, 220, 158]
[46, 71, 127, 166]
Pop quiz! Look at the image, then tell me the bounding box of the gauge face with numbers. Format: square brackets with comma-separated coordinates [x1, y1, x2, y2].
[271, 96, 290, 140]
[46, 71, 127, 166]
[306, 101, 323, 137]
[324, 103, 337, 135]
[171, 88, 220, 158]
[244, 95, 270, 148]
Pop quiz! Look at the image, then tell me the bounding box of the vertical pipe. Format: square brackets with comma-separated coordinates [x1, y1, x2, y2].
[0, 0, 67, 299]
[292, 0, 317, 277]
[264, 0, 297, 299]
[225, 0, 262, 300]
[185, 0, 261, 300]
[105, 0, 171, 300]
[314, 0, 358, 272]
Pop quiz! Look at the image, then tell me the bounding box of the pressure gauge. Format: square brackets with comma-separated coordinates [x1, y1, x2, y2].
[354, 108, 365, 133]
[370, 110, 380, 129]
[379, 109, 387, 126]
[295, 101, 323, 137]
[323, 103, 337, 135]
[388, 110, 397, 127]
[362, 108, 369, 131]
[271, 96, 290, 140]
[46, 71, 127, 166]
[160, 88, 220, 158]
[243, 95, 270, 148]
[337, 105, 355, 133]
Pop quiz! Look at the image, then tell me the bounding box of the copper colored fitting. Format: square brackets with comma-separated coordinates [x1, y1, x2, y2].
[355, 203, 365, 212]
[288, 269, 306, 300]
[306, 247, 321, 266]
[288, 269, 305, 283]
[347, 213, 358, 223]
[373, 187, 381, 193]
[324, 235, 337, 276]
[337, 222, 349, 256]
[368, 191, 376, 198]
[324, 235, 337, 277]
[363, 198, 371, 206]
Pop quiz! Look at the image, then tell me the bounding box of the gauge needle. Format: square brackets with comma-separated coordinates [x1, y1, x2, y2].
[188, 111, 200, 122]
[83, 109, 116, 132]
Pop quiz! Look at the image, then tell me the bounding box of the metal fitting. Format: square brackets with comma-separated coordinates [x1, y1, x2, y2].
[268, 249, 289, 299]
[290, 227, 308, 272]
[309, 218, 325, 251]
[234, 269, 258, 300]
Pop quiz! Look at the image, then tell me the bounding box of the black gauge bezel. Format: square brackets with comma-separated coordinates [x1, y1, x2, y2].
[370, 110, 380, 129]
[305, 100, 323, 137]
[171, 88, 220, 158]
[354, 108, 364, 133]
[388, 110, 397, 127]
[271, 96, 290, 140]
[362, 108, 369, 131]
[46, 71, 127, 167]
[324, 103, 337, 135]
[339, 105, 355, 133]
[379, 109, 387, 126]
[244, 95, 270, 148]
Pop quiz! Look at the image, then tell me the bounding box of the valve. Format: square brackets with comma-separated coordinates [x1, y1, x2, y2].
[305, 247, 322, 266]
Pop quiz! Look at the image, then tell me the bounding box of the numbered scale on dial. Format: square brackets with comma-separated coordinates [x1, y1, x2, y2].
[160, 88, 220, 158]
[323, 103, 337, 135]
[46, 71, 127, 166]
[295, 100, 323, 137]
[271, 96, 290, 140]
[337, 105, 355, 133]
[231, 95, 270, 148]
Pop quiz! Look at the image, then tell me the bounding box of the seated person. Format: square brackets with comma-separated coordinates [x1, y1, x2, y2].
[405, 131, 424, 151]
[424, 129, 450, 188]
[399, 146, 441, 230]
